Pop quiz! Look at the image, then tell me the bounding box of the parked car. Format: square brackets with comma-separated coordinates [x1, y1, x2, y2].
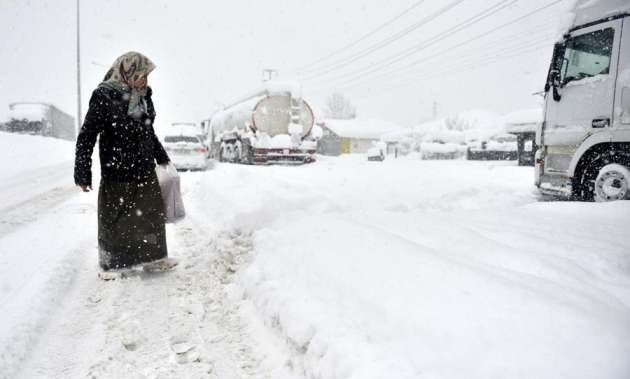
[367, 141, 386, 161]
[163, 134, 209, 171]
[467, 134, 517, 161]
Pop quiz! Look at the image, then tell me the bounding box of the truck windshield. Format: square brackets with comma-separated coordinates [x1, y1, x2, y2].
[561, 28, 614, 86]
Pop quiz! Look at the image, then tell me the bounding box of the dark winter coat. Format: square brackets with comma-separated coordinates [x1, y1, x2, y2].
[74, 86, 170, 187]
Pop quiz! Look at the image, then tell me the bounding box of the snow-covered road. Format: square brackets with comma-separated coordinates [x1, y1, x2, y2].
[1, 143, 629, 378]
[185, 156, 630, 379]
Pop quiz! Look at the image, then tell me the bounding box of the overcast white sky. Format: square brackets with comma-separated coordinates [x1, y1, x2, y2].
[0, 0, 573, 130]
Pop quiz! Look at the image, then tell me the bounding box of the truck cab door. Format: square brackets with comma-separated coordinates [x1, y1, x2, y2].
[614, 18, 630, 133]
[542, 19, 622, 173]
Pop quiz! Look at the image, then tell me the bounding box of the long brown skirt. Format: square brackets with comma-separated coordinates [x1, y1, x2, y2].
[98, 171, 168, 270]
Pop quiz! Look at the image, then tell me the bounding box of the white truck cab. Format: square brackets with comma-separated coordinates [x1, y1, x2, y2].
[537, 0, 630, 201]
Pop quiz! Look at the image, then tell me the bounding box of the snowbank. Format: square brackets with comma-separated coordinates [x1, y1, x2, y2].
[0, 131, 74, 183]
[242, 201, 630, 379]
[388, 109, 506, 157]
[185, 157, 630, 379]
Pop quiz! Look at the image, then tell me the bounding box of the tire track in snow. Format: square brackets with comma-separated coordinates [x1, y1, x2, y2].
[0, 186, 77, 238]
[0, 161, 74, 210]
[3, 238, 95, 379]
[348, 216, 630, 318]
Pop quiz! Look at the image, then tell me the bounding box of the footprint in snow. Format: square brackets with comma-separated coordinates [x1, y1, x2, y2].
[170, 340, 202, 364]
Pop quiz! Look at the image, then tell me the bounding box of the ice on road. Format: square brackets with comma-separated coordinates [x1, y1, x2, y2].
[1, 146, 629, 379]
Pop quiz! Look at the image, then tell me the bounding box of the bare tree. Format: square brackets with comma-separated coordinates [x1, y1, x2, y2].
[444, 115, 471, 131]
[324, 92, 356, 120]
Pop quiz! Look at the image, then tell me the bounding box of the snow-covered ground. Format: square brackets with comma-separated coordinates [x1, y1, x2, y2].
[188, 156, 630, 379]
[0, 132, 75, 209]
[1, 137, 629, 378]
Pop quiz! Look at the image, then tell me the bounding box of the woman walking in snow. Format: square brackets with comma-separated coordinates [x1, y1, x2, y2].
[74, 51, 176, 276]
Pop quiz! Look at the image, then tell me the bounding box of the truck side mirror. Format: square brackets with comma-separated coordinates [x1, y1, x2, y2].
[550, 69, 562, 102]
[546, 42, 565, 102]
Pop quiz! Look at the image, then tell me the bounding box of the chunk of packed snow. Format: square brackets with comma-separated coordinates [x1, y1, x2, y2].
[269, 134, 292, 149]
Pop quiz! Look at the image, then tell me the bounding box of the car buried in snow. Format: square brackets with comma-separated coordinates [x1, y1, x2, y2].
[163, 124, 209, 171]
[537, 0, 630, 201]
[367, 141, 386, 161]
[467, 133, 518, 161]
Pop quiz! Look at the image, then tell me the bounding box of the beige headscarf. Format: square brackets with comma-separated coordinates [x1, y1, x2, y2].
[100, 51, 156, 117]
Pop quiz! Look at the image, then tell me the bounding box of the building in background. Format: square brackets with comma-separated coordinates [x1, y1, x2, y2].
[504, 108, 542, 166]
[381, 110, 505, 160]
[317, 118, 404, 155]
[1, 102, 75, 141]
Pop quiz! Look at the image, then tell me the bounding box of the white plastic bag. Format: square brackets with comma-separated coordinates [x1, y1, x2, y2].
[155, 163, 186, 223]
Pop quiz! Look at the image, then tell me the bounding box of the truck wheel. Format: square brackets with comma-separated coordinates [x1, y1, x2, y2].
[234, 145, 241, 163]
[241, 141, 253, 164]
[593, 163, 630, 202]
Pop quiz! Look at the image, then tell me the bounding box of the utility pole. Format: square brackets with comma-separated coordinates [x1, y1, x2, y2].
[262, 69, 278, 82]
[76, 0, 82, 130]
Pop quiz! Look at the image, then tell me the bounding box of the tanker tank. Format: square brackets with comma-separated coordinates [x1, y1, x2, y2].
[208, 81, 317, 165]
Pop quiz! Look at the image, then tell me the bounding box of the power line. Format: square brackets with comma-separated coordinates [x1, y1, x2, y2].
[313, 0, 565, 91]
[389, 37, 554, 87]
[303, 0, 516, 85]
[313, 25, 550, 91]
[309, 36, 552, 98]
[297, 0, 426, 72]
[345, 40, 554, 103]
[304, 22, 557, 95]
[299, 0, 466, 79]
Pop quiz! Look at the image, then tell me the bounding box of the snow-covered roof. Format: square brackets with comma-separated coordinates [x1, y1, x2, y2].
[321, 118, 404, 140]
[504, 108, 542, 133]
[381, 109, 508, 144]
[419, 110, 503, 140]
[7, 103, 49, 121]
[572, 0, 630, 29]
[504, 109, 543, 125]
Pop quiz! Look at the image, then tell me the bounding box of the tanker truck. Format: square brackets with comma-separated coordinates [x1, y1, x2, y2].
[537, 0, 630, 201]
[206, 81, 317, 165]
